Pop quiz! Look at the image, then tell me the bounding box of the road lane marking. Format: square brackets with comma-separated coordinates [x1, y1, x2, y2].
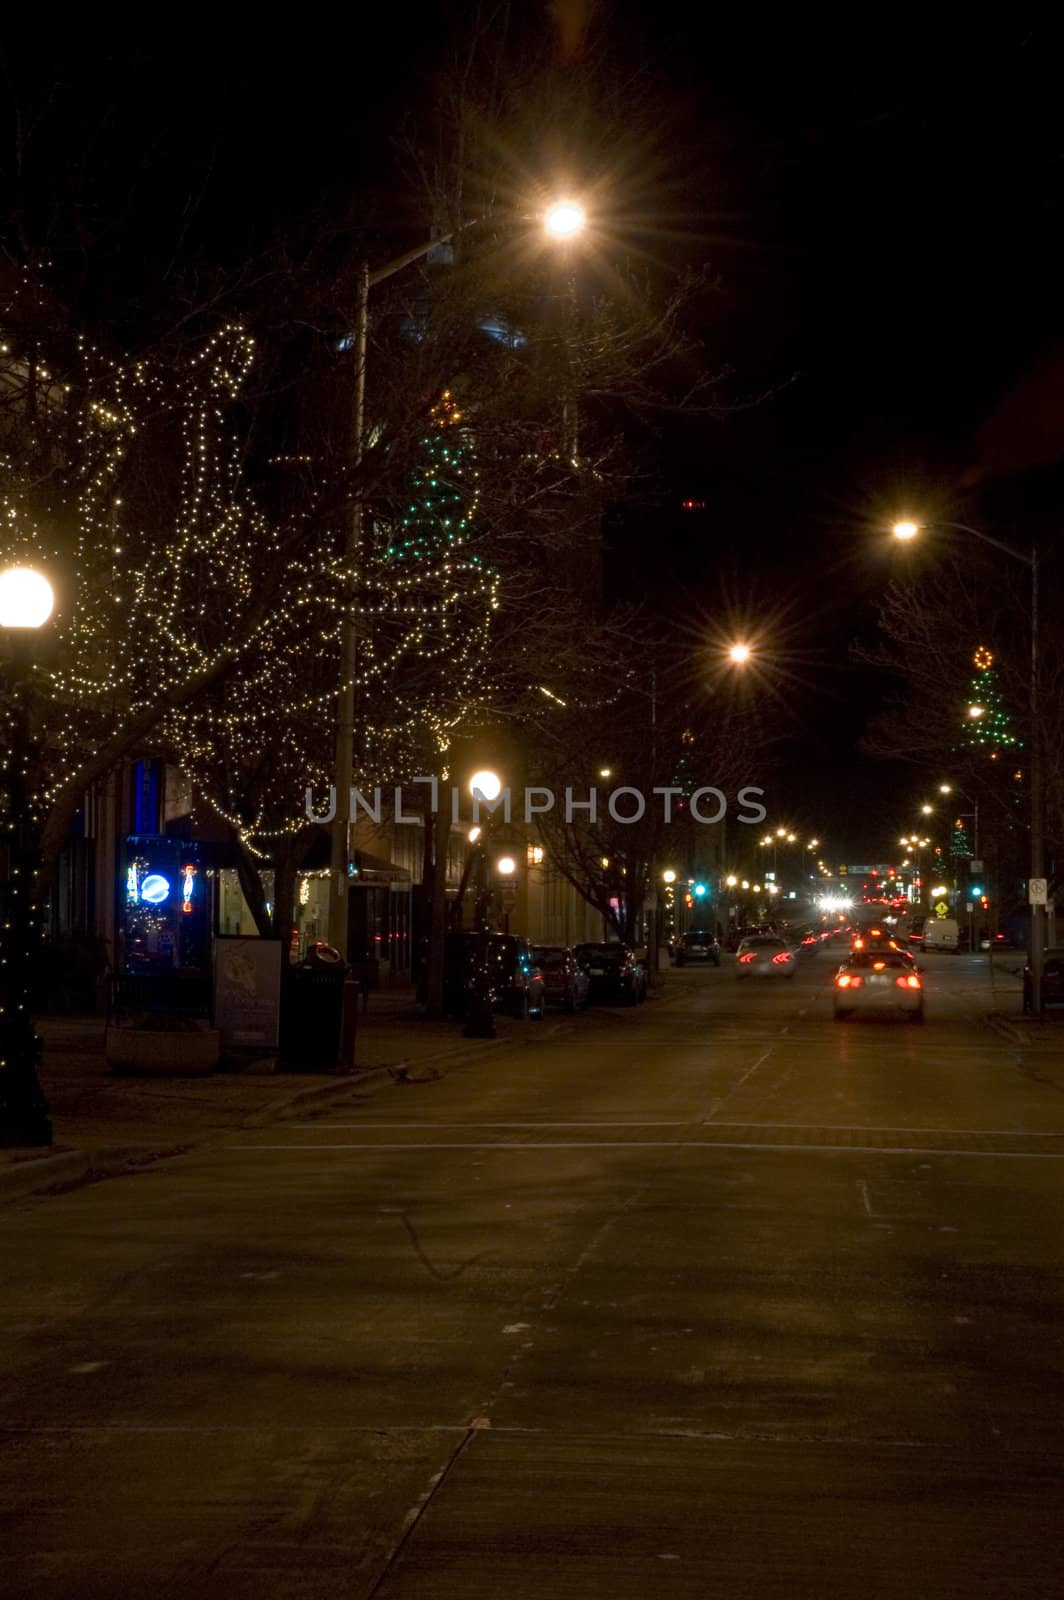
[858, 1181, 874, 1216]
[295, 1121, 694, 1129]
[226, 1141, 1064, 1159]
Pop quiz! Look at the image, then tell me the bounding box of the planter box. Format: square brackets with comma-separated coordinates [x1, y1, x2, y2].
[106, 1025, 220, 1076]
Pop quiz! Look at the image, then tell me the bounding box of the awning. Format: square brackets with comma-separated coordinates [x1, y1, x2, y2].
[351, 849, 412, 887]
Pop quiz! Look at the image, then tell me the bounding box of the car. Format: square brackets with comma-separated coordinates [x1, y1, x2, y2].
[833, 950, 924, 1022]
[674, 930, 721, 967]
[796, 928, 821, 957]
[575, 942, 647, 1004]
[1023, 948, 1064, 1013]
[735, 935, 795, 978]
[532, 944, 590, 1011]
[923, 916, 960, 953]
[908, 918, 926, 950]
[443, 932, 545, 1019]
[851, 926, 917, 968]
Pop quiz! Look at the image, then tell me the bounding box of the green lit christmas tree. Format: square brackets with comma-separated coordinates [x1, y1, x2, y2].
[950, 817, 972, 859]
[963, 646, 1020, 755]
[387, 390, 477, 561]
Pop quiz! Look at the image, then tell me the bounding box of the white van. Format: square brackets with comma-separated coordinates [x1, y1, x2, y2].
[922, 916, 959, 953]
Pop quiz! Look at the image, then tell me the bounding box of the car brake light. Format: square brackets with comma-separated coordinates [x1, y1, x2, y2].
[873, 960, 886, 970]
[836, 973, 862, 988]
[739, 951, 756, 963]
[896, 973, 922, 990]
[771, 952, 791, 964]
[853, 938, 864, 950]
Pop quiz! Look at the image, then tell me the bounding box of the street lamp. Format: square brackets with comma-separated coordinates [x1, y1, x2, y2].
[470, 768, 503, 805]
[544, 199, 587, 239]
[662, 869, 677, 884]
[329, 203, 588, 955]
[463, 767, 508, 1039]
[0, 564, 56, 1147]
[727, 641, 753, 664]
[890, 516, 1043, 1008]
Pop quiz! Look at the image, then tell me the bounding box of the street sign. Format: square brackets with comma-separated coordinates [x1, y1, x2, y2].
[502, 881, 517, 911]
[965, 902, 973, 914]
[1029, 878, 1048, 906]
[969, 860, 984, 873]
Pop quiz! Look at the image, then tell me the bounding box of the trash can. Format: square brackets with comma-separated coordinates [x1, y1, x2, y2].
[279, 944, 347, 1071]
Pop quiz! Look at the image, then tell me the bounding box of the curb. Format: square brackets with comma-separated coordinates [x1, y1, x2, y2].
[242, 1035, 507, 1129]
[0, 1149, 90, 1203]
[984, 1013, 1025, 1044]
[5, 1026, 543, 1203]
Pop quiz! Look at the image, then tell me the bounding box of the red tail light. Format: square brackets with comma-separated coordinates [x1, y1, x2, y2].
[853, 938, 864, 950]
[771, 952, 792, 965]
[896, 974, 922, 990]
[836, 973, 862, 988]
[739, 951, 756, 964]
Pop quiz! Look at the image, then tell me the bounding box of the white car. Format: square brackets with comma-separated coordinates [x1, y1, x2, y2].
[736, 936, 795, 978]
[833, 951, 924, 1022]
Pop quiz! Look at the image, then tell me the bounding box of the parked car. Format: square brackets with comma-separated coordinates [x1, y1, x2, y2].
[443, 933, 545, 1019]
[532, 945, 590, 1011]
[834, 950, 924, 1022]
[674, 930, 721, 967]
[574, 942, 647, 1004]
[1023, 948, 1064, 1012]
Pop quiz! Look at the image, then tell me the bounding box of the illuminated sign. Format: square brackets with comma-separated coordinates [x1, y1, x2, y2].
[182, 865, 196, 914]
[140, 873, 170, 905]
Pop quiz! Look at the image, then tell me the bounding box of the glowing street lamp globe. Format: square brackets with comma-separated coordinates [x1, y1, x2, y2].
[662, 869, 677, 884]
[892, 520, 920, 541]
[496, 856, 517, 877]
[544, 200, 586, 239]
[469, 769, 502, 802]
[728, 641, 752, 664]
[0, 566, 54, 629]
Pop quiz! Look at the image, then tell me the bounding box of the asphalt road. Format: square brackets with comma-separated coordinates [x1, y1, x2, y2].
[3, 946, 1062, 1599]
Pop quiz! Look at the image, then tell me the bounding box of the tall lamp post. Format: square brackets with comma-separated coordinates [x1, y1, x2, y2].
[464, 769, 504, 1039]
[892, 520, 1043, 1010]
[328, 201, 588, 958]
[0, 565, 56, 1147]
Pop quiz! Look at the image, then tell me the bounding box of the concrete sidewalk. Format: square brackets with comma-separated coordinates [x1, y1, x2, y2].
[0, 992, 512, 1202]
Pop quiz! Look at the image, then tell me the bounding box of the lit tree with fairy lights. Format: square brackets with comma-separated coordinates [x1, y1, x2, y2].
[0, 272, 343, 900]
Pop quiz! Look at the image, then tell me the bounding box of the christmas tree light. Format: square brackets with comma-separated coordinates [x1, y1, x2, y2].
[963, 646, 1020, 753]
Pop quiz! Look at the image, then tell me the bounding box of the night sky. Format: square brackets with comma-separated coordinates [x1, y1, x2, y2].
[3, 10, 1061, 859]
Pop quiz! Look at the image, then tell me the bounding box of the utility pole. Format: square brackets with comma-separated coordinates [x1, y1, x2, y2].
[329, 261, 369, 959]
[1030, 547, 1044, 1015]
[646, 651, 660, 985]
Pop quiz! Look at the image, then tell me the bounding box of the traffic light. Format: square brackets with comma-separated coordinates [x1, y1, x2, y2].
[693, 883, 708, 898]
[684, 892, 693, 908]
[970, 884, 983, 897]
[980, 894, 989, 910]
